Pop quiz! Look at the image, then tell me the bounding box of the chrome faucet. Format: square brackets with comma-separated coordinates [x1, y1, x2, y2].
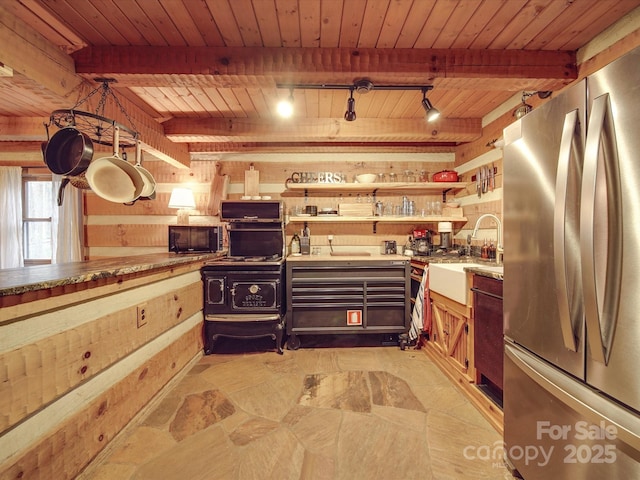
[471, 213, 503, 264]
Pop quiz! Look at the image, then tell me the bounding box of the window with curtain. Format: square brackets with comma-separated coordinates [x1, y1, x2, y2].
[22, 173, 54, 264]
[1, 167, 83, 268]
[0, 167, 24, 269]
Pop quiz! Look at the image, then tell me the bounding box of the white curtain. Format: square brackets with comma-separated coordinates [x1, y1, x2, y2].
[51, 175, 84, 263]
[0, 167, 24, 269]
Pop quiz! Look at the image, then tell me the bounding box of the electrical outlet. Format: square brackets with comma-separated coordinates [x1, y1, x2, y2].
[136, 303, 148, 328]
[327, 234, 334, 241]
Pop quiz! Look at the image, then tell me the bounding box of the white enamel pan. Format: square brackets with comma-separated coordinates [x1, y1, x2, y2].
[86, 126, 145, 203]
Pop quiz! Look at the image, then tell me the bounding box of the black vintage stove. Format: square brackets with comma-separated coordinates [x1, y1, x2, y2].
[201, 201, 286, 354]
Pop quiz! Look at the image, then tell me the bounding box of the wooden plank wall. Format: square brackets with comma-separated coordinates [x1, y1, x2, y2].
[85, 153, 471, 257]
[0, 263, 204, 479]
[451, 29, 640, 251]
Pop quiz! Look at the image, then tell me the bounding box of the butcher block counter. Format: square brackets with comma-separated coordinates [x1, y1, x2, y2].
[0, 252, 222, 480]
[286, 254, 411, 350]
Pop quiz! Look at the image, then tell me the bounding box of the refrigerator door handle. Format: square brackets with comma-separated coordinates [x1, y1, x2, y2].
[506, 342, 640, 452]
[553, 109, 580, 352]
[581, 93, 623, 365]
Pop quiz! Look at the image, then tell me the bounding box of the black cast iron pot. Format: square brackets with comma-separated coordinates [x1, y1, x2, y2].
[44, 127, 94, 175]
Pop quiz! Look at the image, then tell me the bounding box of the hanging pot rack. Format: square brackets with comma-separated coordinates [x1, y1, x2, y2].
[46, 78, 139, 151]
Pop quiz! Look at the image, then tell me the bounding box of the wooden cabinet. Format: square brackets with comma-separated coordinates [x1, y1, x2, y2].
[423, 268, 504, 434]
[471, 275, 503, 403]
[429, 290, 474, 381]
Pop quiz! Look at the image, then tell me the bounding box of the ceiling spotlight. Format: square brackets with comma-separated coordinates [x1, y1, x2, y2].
[514, 92, 534, 119]
[344, 88, 356, 121]
[421, 89, 440, 122]
[277, 89, 294, 118]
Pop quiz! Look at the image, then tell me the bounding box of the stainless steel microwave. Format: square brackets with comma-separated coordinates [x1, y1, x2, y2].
[168, 225, 223, 253]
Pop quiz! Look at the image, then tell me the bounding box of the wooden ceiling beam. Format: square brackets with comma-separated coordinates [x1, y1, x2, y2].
[72, 46, 577, 91]
[162, 117, 482, 143]
[189, 142, 457, 155]
[0, 6, 190, 168]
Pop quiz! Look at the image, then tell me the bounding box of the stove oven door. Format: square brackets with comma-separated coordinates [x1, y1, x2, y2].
[231, 276, 281, 313]
[204, 274, 226, 310]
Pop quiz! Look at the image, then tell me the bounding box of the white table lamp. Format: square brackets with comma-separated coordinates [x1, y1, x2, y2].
[169, 187, 196, 225]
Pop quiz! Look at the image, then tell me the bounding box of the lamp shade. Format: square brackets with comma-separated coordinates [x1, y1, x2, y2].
[168, 187, 196, 209]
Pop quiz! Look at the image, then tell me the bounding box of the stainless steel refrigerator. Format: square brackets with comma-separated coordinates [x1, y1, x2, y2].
[503, 46, 640, 479]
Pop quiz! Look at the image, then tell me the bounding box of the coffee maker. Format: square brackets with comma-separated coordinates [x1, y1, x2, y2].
[413, 229, 432, 255]
[437, 221, 452, 249]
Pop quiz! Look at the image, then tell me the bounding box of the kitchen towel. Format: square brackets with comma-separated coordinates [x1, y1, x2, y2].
[409, 266, 429, 341]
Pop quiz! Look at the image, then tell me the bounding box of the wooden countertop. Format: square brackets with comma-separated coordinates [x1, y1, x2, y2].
[0, 252, 224, 297]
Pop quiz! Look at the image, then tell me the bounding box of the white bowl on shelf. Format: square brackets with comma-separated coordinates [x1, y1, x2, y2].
[355, 173, 377, 183]
[445, 201, 461, 208]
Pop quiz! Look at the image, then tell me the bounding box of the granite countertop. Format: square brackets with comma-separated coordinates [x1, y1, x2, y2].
[411, 254, 504, 280]
[0, 252, 225, 297]
[464, 265, 504, 281]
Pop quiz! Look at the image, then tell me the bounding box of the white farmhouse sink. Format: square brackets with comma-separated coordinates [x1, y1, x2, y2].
[429, 263, 476, 305]
[429, 263, 478, 305]
[429, 263, 504, 304]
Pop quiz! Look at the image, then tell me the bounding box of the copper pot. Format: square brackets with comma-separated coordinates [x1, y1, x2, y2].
[432, 170, 459, 182]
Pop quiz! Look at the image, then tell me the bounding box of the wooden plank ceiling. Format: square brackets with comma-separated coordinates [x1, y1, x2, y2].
[1, 0, 639, 157]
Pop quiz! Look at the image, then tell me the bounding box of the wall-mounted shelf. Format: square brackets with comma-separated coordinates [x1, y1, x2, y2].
[286, 181, 469, 195]
[285, 182, 470, 232]
[288, 215, 466, 223]
[287, 214, 468, 233]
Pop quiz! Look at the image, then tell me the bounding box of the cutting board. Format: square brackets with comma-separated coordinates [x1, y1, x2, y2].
[244, 165, 260, 197]
[208, 163, 229, 215]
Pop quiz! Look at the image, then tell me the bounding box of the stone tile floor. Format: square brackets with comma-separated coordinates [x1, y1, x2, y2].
[81, 335, 515, 479]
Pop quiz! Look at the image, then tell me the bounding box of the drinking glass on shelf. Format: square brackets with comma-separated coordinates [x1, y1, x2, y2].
[403, 170, 415, 182]
[388, 172, 398, 182]
[377, 173, 386, 183]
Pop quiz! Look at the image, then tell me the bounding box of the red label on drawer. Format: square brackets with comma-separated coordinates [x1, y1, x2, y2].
[347, 310, 362, 326]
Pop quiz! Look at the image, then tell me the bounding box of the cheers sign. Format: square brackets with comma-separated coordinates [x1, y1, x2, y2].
[288, 172, 346, 184]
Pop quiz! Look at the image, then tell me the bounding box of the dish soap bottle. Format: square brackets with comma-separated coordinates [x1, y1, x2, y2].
[489, 241, 496, 260]
[291, 233, 301, 255]
[481, 239, 489, 259]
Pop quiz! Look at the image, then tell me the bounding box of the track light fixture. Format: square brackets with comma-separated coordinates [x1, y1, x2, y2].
[344, 87, 356, 121]
[421, 88, 440, 122]
[277, 89, 294, 118]
[276, 81, 437, 122]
